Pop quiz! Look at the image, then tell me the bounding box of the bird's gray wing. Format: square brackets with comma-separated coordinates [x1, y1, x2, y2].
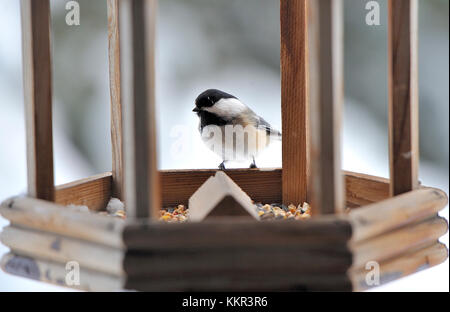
[242, 108, 281, 138]
[257, 116, 281, 137]
[230, 107, 282, 138]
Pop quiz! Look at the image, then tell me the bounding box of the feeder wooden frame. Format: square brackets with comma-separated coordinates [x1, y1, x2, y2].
[0, 0, 447, 291]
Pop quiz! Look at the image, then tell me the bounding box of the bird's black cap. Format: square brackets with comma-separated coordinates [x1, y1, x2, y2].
[194, 89, 237, 111]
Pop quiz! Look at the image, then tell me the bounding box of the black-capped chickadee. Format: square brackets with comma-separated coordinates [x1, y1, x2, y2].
[193, 89, 281, 170]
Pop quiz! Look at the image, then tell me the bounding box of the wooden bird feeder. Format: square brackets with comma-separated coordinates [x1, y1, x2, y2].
[0, 0, 448, 291]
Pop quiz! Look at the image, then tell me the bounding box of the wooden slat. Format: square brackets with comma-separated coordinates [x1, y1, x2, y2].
[162, 169, 389, 207]
[107, 0, 124, 200]
[161, 169, 282, 207]
[345, 172, 389, 208]
[126, 273, 351, 292]
[388, 0, 419, 196]
[349, 187, 448, 243]
[124, 216, 352, 250]
[125, 187, 448, 251]
[5, 186, 442, 252]
[21, 0, 54, 201]
[119, 0, 160, 218]
[1, 252, 123, 291]
[51, 169, 390, 209]
[307, 0, 345, 215]
[124, 245, 351, 277]
[0, 226, 124, 276]
[349, 242, 448, 291]
[350, 216, 448, 267]
[55, 172, 112, 211]
[0, 196, 125, 248]
[280, 0, 309, 206]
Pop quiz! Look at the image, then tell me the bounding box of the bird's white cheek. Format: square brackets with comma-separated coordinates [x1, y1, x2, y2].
[204, 98, 246, 118]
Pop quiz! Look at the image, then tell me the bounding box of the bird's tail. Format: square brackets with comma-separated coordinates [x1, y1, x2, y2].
[269, 131, 282, 141]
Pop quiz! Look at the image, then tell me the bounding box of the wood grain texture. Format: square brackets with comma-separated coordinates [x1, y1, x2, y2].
[124, 216, 352, 251]
[307, 0, 345, 215]
[124, 244, 351, 278]
[20, 0, 54, 201]
[162, 169, 388, 208]
[5, 185, 439, 252]
[349, 187, 448, 242]
[388, 0, 419, 196]
[0, 252, 123, 291]
[161, 168, 282, 207]
[280, 0, 309, 206]
[350, 242, 448, 291]
[350, 216, 448, 267]
[1, 226, 124, 276]
[345, 172, 389, 208]
[55, 172, 112, 211]
[107, 0, 124, 200]
[126, 273, 351, 291]
[50, 169, 390, 209]
[119, 0, 160, 218]
[0, 196, 125, 248]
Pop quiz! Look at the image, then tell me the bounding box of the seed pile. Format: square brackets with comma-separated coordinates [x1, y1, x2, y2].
[99, 197, 312, 222]
[256, 202, 311, 220]
[159, 205, 189, 223]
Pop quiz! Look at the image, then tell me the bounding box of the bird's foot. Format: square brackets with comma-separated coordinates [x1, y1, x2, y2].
[249, 157, 257, 169]
[218, 161, 226, 170]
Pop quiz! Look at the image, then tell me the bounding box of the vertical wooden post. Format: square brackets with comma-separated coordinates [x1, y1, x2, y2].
[307, 0, 345, 215]
[20, 0, 54, 201]
[107, 0, 124, 200]
[388, 0, 419, 196]
[280, 0, 309, 206]
[119, 0, 160, 218]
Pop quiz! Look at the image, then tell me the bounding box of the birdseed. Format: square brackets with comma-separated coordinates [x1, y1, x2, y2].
[104, 202, 311, 222]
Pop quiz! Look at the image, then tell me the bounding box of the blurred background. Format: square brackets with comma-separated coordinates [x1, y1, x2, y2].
[0, 0, 448, 291]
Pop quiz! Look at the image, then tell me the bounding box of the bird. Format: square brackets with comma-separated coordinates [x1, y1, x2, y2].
[193, 89, 281, 170]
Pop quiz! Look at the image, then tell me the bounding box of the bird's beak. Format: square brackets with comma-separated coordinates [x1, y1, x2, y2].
[192, 107, 200, 113]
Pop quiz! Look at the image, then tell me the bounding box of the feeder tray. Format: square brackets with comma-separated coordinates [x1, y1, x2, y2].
[0, 0, 447, 292]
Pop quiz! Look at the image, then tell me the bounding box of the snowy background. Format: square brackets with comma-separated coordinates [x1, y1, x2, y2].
[0, 0, 448, 291]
